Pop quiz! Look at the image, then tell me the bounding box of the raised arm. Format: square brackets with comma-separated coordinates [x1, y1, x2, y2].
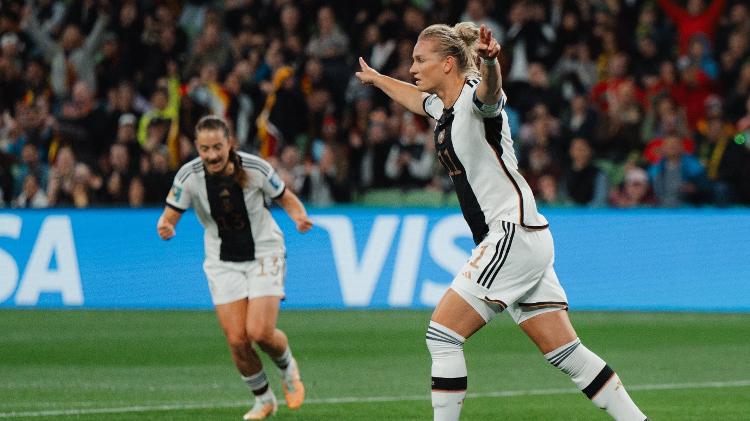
[355, 57, 429, 117]
[157, 206, 183, 240]
[81, 12, 109, 56]
[274, 189, 313, 233]
[656, 0, 687, 22]
[22, 4, 59, 62]
[475, 25, 502, 106]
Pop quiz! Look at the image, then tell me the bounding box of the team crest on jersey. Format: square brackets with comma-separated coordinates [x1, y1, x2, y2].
[169, 185, 182, 202]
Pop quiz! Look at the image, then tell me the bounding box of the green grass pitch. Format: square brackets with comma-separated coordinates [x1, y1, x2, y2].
[1, 310, 749, 420]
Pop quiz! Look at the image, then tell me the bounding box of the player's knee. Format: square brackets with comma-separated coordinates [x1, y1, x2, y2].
[246, 324, 275, 346]
[225, 332, 250, 351]
[425, 321, 465, 358]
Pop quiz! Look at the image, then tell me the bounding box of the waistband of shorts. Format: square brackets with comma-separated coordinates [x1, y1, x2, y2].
[488, 219, 514, 233]
[488, 219, 548, 233]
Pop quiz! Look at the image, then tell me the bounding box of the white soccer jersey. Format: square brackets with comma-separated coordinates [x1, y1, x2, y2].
[423, 78, 548, 244]
[166, 151, 286, 262]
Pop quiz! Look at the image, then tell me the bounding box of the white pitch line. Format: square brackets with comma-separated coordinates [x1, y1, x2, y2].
[1, 379, 749, 418]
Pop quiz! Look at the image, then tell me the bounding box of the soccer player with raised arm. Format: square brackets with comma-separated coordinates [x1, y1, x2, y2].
[356, 23, 649, 421]
[157, 116, 312, 420]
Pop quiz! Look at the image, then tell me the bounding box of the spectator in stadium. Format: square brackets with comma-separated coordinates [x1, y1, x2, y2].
[0, 150, 13, 205]
[593, 79, 645, 162]
[126, 175, 144, 208]
[12, 142, 48, 197]
[46, 145, 77, 206]
[680, 34, 719, 80]
[696, 114, 750, 205]
[560, 93, 598, 144]
[648, 133, 710, 207]
[140, 147, 173, 205]
[12, 172, 48, 208]
[385, 114, 434, 189]
[522, 144, 562, 197]
[306, 6, 350, 104]
[275, 144, 305, 194]
[724, 60, 750, 123]
[657, 0, 726, 54]
[100, 142, 132, 205]
[460, 0, 503, 44]
[609, 166, 656, 208]
[22, 1, 108, 99]
[356, 22, 648, 421]
[560, 137, 608, 207]
[156, 116, 312, 420]
[352, 111, 394, 191]
[57, 80, 110, 164]
[137, 75, 181, 167]
[535, 173, 566, 206]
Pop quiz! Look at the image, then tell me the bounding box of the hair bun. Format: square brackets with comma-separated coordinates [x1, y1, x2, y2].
[453, 22, 479, 47]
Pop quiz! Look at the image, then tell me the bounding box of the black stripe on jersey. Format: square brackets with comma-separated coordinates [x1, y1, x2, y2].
[582, 365, 615, 399]
[483, 113, 549, 230]
[484, 222, 515, 289]
[466, 78, 479, 87]
[166, 202, 186, 213]
[241, 160, 269, 174]
[205, 173, 255, 262]
[240, 156, 270, 176]
[480, 222, 511, 288]
[434, 108, 489, 244]
[175, 160, 202, 184]
[476, 223, 506, 287]
[242, 163, 272, 179]
[179, 169, 194, 184]
[242, 162, 270, 176]
[431, 376, 467, 391]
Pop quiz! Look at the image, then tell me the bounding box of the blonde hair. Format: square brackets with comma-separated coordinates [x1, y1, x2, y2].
[418, 22, 480, 78]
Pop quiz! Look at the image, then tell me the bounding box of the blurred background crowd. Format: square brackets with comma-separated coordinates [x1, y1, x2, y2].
[1, 0, 749, 209]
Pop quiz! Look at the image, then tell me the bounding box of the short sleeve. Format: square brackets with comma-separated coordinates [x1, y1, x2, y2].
[471, 88, 506, 118]
[423, 94, 444, 120]
[262, 168, 286, 199]
[166, 167, 194, 212]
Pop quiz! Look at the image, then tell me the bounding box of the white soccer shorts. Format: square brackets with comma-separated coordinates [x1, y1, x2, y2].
[450, 221, 568, 324]
[203, 254, 286, 305]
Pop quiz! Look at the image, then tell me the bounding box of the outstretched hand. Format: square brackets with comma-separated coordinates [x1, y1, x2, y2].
[477, 25, 501, 60]
[295, 216, 313, 233]
[157, 216, 175, 240]
[355, 57, 381, 85]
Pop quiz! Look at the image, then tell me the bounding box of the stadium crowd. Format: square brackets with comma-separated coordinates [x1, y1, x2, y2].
[1, 0, 749, 209]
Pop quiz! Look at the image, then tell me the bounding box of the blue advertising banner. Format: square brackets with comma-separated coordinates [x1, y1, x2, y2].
[0, 208, 748, 311]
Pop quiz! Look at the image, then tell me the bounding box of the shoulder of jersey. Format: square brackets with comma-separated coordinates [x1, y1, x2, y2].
[175, 157, 204, 184]
[237, 151, 271, 177]
[466, 78, 480, 88]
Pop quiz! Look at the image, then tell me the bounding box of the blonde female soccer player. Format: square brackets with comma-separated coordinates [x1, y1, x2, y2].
[356, 23, 649, 421]
[157, 116, 312, 420]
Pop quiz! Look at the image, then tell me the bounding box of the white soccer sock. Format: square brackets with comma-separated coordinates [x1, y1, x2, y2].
[426, 321, 467, 421]
[545, 338, 647, 421]
[241, 370, 271, 397]
[272, 346, 292, 371]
